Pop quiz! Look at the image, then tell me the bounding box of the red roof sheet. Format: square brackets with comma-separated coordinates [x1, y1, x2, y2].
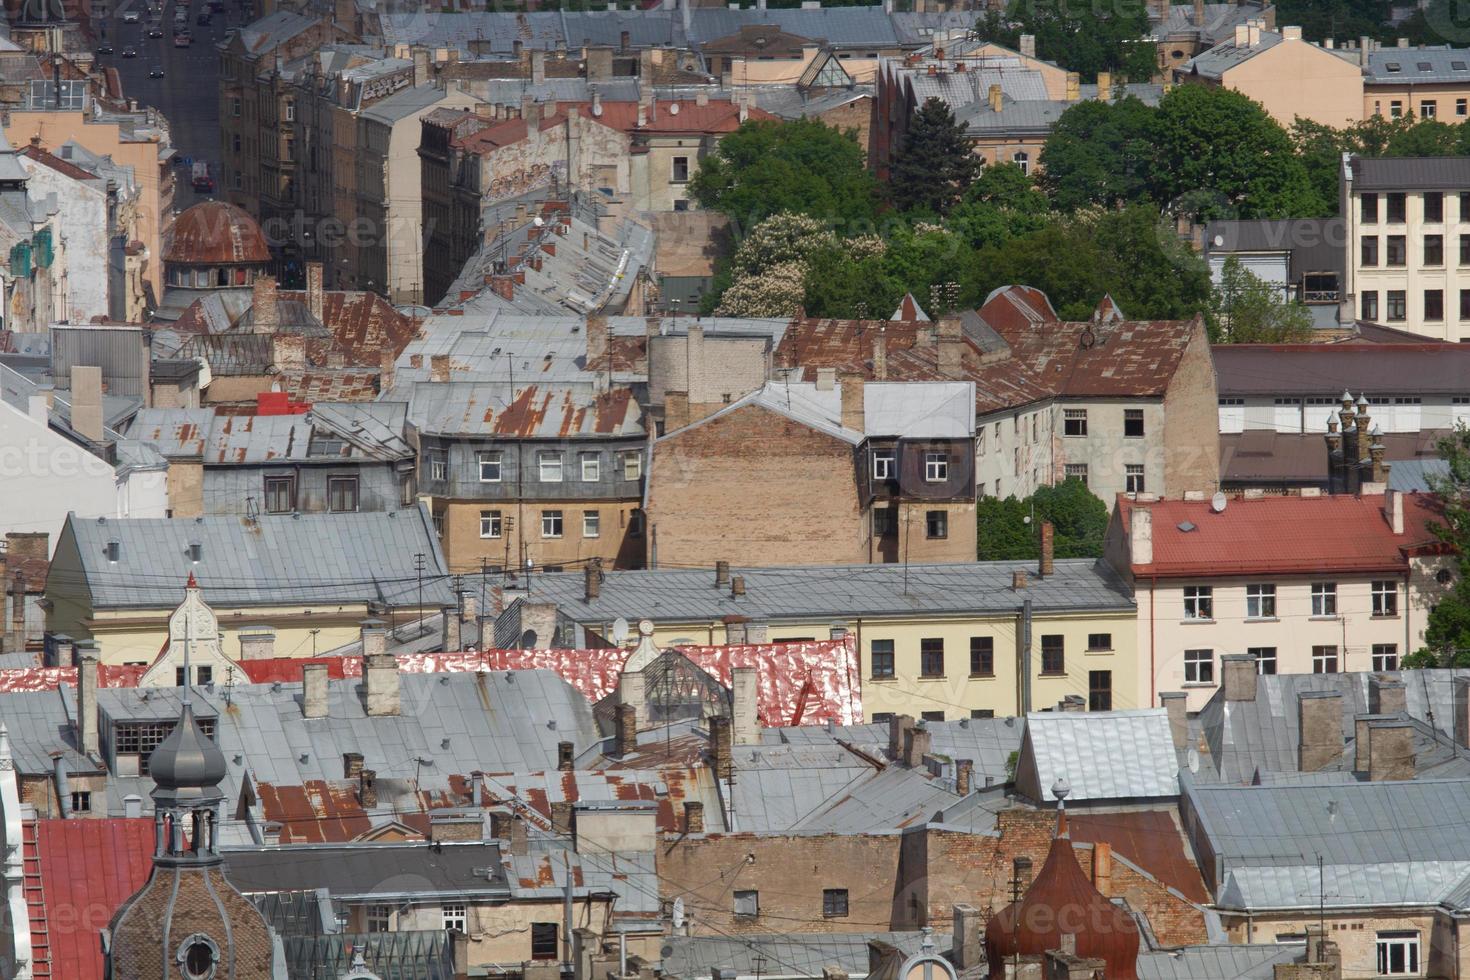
[0, 663, 145, 693]
[1117, 492, 1443, 578]
[32, 817, 155, 980]
[1068, 809, 1209, 904]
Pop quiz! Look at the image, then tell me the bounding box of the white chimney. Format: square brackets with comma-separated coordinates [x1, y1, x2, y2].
[1130, 506, 1153, 566]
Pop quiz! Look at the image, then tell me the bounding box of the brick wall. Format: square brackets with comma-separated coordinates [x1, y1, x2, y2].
[647, 403, 866, 567]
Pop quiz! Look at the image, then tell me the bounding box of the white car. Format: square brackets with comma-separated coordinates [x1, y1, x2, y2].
[121, 7, 140, 21]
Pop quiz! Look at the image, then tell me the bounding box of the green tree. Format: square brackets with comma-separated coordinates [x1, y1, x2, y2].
[1206, 256, 1315, 342]
[1404, 427, 1470, 667]
[689, 118, 878, 227]
[948, 163, 1051, 249]
[977, 479, 1110, 560]
[974, 2, 1156, 82]
[1040, 95, 1157, 210]
[888, 98, 982, 216]
[1150, 85, 1324, 219]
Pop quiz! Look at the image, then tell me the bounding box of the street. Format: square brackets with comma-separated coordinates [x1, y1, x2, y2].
[93, 0, 236, 209]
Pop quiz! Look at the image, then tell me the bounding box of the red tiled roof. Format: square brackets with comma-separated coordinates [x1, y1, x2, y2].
[32, 817, 155, 980]
[1116, 492, 1443, 578]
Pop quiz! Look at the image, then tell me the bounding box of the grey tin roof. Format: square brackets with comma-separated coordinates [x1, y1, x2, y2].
[662, 931, 941, 980]
[1020, 709, 1180, 801]
[518, 559, 1134, 624]
[1219, 861, 1470, 911]
[1387, 458, 1449, 492]
[1182, 30, 1283, 79]
[1136, 945, 1299, 980]
[1364, 47, 1470, 84]
[764, 716, 1022, 784]
[1349, 155, 1470, 190]
[223, 841, 511, 898]
[61, 506, 451, 610]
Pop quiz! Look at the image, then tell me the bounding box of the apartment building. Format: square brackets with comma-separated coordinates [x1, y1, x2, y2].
[1342, 154, 1470, 341]
[1176, 24, 1364, 126]
[1105, 490, 1453, 711]
[1362, 45, 1470, 122]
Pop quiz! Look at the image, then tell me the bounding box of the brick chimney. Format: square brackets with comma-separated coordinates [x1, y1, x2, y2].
[684, 800, 704, 833]
[302, 663, 328, 718]
[271, 334, 306, 374]
[955, 758, 974, 795]
[343, 752, 364, 779]
[1160, 692, 1187, 750]
[430, 353, 451, 383]
[584, 559, 602, 602]
[364, 653, 400, 716]
[252, 275, 280, 333]
[358, 769, 377, 807]
[1298, 691, 1344, 772]
[1369, 674, 1406, 716]
[839, 373, 864, 433]
[903, 723, 932, 767]
[306, 262, 324, 323]
[709, 715, 733, 779]
[1038, 522, 1054, 577]
[1368, 719, 1415, 780]
[1221, 653, 1257, 702]
[76, 654, 98, 754]
[987, 83, 1002, 112]
[586, 314, 608, 369]
[889, 714, 914, 760]
[871, 333, 887, 380]
[558, 740, 575, 771]
[937, 315, 965, 379]
[615, 703, 638, 756]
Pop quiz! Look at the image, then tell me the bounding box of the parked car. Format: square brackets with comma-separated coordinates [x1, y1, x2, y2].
[148, 64, 165, 78]
[120, 7, 140, 21]
[96, 41, 114, 54]
[121, 45, 137, 57]
[173, 30, 191, 45]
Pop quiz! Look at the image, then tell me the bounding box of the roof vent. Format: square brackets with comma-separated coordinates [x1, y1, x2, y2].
[1177, 521, 1197, 532]
[1210, 492, 1228, 513]
[187, 542, 203, 563]
[105, 540, 120, 563]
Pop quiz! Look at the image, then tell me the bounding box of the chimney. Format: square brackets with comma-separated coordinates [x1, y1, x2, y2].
[302, 663, 329, 718]
[987, 83, 1002, 112]
[731, 575, 746, 598]
[1221, 654, 1257, 702]
[1038, 522, 1054, 577]
[412, 45, 430, 85]
[1097, 71, 1112, 102]
[379, 349, 396, 392]
[815, 366, 837, 391]
[1018, 33, 1035, 57]
[955, 758, 974, 795]
[586, 314, 608, 368]
[364, 654, 401, 717]
[70, 365, 103, 443]
[1248, 21, 1261, 45]
[76, 654, 98, 754]
[952, 904, 982, 970]
[937, 315, 965, 379]
[9, 573, 24, 638]
[664, 391, 690, 432]
[271, 335, 306, 374]
[731, 666, 759, 745]
[1369, 674, 1407, 716]
[430, 353, 451, 383]
[696, 88, 709, 107]
[1012, 856, 1034, 896]
[252, 275, 280, 333]
[1297, 691, 1344, 772]
[558, 740, 575, 771]
[1130, 506, 1153, 565]
[684, 800, 705, 833]
[889, 714, 914, 760]
[615, 703, 638, 756]
[1368, 719, 1415, 780]
[715, 561, 730, 588]
[1160, 692, 1187, 750]
[1456, 677, 1470, 748]
[1192, 0, 1204, 25]
[441, 603, 461, 652]
[839, 373, 864, 433]
[358, 769, 378, 808]
[709, 716, 733, 779]
[871, 334, 887, 380]
[1012, 569, 1028, 590]
[492, 809, 528, 854]
[238, 627, 275, 660]
[1092, 841, 1113, 895]
[1360, 35, 1372, 66]
[903, 724, 932, 767]
[343, 751, 364, 779]
[361, 620, 387, 659]
[1235, 23, 1249, 44]
[305, 262, 324, 323]
[1283, 24, 1302, 39]
[1065, 72, 1080, 100]
[584, 559, 602, 602]
[1384, 489, 1404, 534]
[531, 49, 546, 84]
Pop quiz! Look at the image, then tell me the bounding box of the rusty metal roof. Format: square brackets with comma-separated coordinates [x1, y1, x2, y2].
[163, 201, 271, 266]
[408, 382, 643, 438]
[126, 403, 411, 464]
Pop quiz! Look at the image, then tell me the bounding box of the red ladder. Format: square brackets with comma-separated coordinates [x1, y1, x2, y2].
[21, 820, 51, 978]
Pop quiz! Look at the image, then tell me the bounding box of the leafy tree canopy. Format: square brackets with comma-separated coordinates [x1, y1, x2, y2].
[1404, 426, 1470, 667]
[977, 479, 1111, 560]
[974, 0, 1157, 82]
[1207, 256, 1315, 343]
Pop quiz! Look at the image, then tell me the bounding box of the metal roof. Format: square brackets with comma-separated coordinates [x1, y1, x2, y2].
[1211, 341, 1470, 395]
[1136, 945, 1299, 980]
[733, 757, 960, 833]
[1218, 861, 1470, 911]
[1387, 458, 1450, 492]
[764, 716, 1023, 783]
[662, 931, 939, 980]
[1364, 47, 1470, 84]
[862, 381, 976, 437]
[59, 507, 451, 610]
[1349, 154, 1470, 190]
[126, 403, 411, 463]
[516, 558, 1134, 623]
[407, 382, 643, 438]
[1020, 709, 1180, 801]
[1182, 30, 1284, 79]
[507, 843, 661, 914]
[223, 841, 511, 898]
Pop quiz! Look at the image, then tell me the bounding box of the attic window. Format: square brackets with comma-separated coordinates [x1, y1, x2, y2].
[1386, 62, 1401, 72]
[1418, 61, 1432, 71]
[308, 435, 346, 456]
[1454, 60, 1467, 70]
[1177, 521, 1197, 532]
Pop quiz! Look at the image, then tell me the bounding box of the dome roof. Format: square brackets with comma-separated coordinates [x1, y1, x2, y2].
[164, 201, 270, 266]
[148, 702, 227, 798]
[984, 811, 1140, 979]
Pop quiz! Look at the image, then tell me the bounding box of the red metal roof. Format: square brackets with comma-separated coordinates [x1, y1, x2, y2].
[1068, 809, 1209, 904]
[0, 663, 145, 693]
[32, 817, 155, 980]
[1117, 492, 1443, 578]
[163, 201, 270, 266]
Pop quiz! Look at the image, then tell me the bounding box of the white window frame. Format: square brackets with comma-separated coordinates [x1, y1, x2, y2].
[1064, 463, 1088, 485]
[1249, 646, 1277, 675]
[541, 510, 564, 538]
[479, 510, 502, 539]
[539, 451, 564, 483]
[429, 452, 447, 482]
[1372, 643, 1399, 672]
[1183, 586, 1213, 621]
[1184, 648, 1214, 685]
[580, 453, 600, 482]
[583, 510, 600, 538]
[1311, 582, 1337, 617]
[1246, 583, 1276, 620]
[924, 452, 948, 482]
[1125, 464, 1145, 494]
[1376, 931, 1420, 976]
[1218, 397, 1245, 434]
[366, 905, 392, 933]
[872, 449, 896, 480]
[1313, 645, 1339, 673]
[622, 452, 642, 481]
[1063, 408, 1087, 437]
[1372, 579, 1399, 617]
[443, 903, 467, 932]
[478, 451, 502, 482]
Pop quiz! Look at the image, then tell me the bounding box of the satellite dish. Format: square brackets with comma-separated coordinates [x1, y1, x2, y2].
[1212, 234, 1225, 247]
[668, 102, 680, 115]
[611, 617, 630, 645]
[1210, 492, 1228, 513]
[533, 215, 545, 227]
[672, 897, 685, 929]
[1187, 748, 1200, 773]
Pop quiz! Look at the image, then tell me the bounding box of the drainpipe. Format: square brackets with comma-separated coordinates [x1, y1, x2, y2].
[1149, 574, 1158, 707]
[52, 755, 69, 818]
[1019, 599, 1033, 715]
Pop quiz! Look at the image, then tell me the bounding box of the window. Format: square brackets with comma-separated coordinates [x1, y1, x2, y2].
[1427, 289, 1446, 321]
[1249, 647, 1277, 675]
[970, 636, 994, 676]
[671, 155, 690, 183]
[1362, 290, 1379, 321]
[1424, 100, 1440, 119]
[823, 889, 849, 917]
[582, 510, 600, 538]
[872, 448, 896, 480]
[1372, 579, 1399, 616]
[972, 709, 995, 719]
[925, 510, 948, 539]
[579, 453, 600, 482]
[1013, 151, 1029, 175]
[538, 451, 563, 482]
[1387, 290, 1407, 321]
[231, 133, 241, 152]
[327, 477, 359, 513]
[873, 507, 898, 537]
[1426, 190, 1444, 220]
[629, 509, 644, 537]
[1063, 408, 1087, 436]
[1362, 193, 1379, 222]
[1246, 583, 1277, 619]
[1460, 97, 1468, 116]
[233, 169, 243, 191]
[531, 922, 559, 959]
[1064, 463, 1088, 485]
[429, 451, 447, 482]
[1373, 643, 1399, 671]
[480, 510, 503, 538]
[924, 452, 949, 482]
[284, 99, 296, 121]
[1041, 635, 1065, 675]
[1386, 235, 1406, 265]
[622, 452, 642, 481]
[1312, 582, 1337, 616]
[231, 95, 242, 117]
[443, 904, 467, 932]
[175, 665, 212, 686]
[870, 639, 895, 679]
[1425, 234, 1444, 265]
[1377, 931, 1420, 976]
[264, 476, 295, 514]
[70, 790, 91, 813]
[1387, 192, 1407, 221]
[1124, 408, 1144, 437]
[1312, 645, 1339, 673]
[1184, 649, 1214, 685]
[1184, 586, 1213, 620]
[1125, 464, 1145, 494]
[478, 451, 502, 482]
[733, 891, 759, 918]
[366, 905, 392, 933]
[1087, 633, 1112, 651]
[541, 510, 563, 538]
[1088, 670, 1112, 711]
[921, 638, 944, 678]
